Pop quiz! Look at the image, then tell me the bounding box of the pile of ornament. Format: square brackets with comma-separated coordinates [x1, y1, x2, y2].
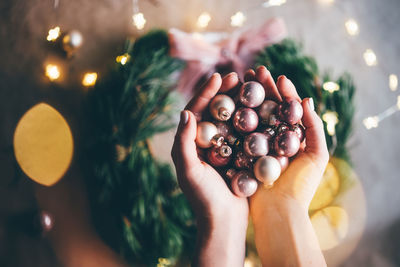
[196, 81, 305, 197]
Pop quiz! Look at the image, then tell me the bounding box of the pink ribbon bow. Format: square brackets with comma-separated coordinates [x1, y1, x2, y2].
[168, 17, 288, 97]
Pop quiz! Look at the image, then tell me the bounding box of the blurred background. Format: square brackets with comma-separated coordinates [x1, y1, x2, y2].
[1, 0, 399, 266]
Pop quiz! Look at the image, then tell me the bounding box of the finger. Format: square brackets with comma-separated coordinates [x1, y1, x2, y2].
[171, 110, 202, 172]
[219, 72, 240, 93]
[301, 98, 329, 164]
[255, 66, 282, 102]
[244, 69, 256, 82]
[185, 73, 222, 121]
[276, 75, 301, 102]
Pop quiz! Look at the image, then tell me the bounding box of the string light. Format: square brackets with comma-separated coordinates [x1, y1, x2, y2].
[197, 12, 212, 29]
[263, 0, 287, 7]
[323, 81, 340, 93]
[82, 72, 98, 87]
[47, 26, 61, 42]
[231, 12, 246, 27]
[45, 64, 61, 81]
[363, 49, 377, 66]
[389, 74, 398, 91]
[322, 111, 339, 136]
[133, 12, 146, 30]
[116, 53, 131, 65]
[363, 116, 379, 130]
[345, 19, 359, 36]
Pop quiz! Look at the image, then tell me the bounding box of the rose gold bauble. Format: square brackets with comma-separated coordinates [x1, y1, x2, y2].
[278, 100, 303, 125]
[258, 100, 278, 122]
[274, 131, 301, 157]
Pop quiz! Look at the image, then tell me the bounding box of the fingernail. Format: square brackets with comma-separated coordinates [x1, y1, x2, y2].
[278, 75, 286, 80]
[180, 110, 189, 125]
[308, 98, 314, 111]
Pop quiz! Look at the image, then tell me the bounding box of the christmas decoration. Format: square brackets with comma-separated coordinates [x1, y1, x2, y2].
[62, 30, 83, 54]
[209, 94, 236, 121]
[195, 83, 306, 196]
[13, 103, 73, 186]
[83, 30, 195, 266]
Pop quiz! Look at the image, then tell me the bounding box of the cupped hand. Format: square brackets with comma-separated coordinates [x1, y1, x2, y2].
[246, 66, 329, 266]
[171, 72, 248, 267]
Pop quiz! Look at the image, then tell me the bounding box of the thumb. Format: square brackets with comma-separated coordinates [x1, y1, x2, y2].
[301, 98, 329, 166]
[171, 110, 201, 174]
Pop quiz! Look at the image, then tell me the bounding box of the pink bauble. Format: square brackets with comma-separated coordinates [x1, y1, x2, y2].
[274, 156, 289, 172]
[274, 131, 301, 157]
[231, 171, 258, 198]
[207, 146, 232, 167]
[233, 108, 259, 133]
[239, 82, 265, 108]
[278, 100, 303, 125]
[253, 156, 281, 186]
[268, 114, 282, 127]
[209, 94, 236, 121]
[196, 122, 218, 148]
[258, 100, 278, 123]
[243, 132, 269, 157]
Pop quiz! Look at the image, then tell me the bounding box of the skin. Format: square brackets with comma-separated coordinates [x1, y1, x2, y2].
[171, 66, 329, 267]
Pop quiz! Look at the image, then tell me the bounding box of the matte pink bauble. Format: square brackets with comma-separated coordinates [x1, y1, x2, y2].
[196, 122, 218, 148]
[231, 171, 258, 198]
[253, 156, 281, 186]
[209, 94, 236, 121]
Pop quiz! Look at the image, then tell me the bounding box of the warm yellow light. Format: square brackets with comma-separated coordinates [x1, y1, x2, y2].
[363, 116, 379, 129]
[363, 49, 377, 66]
[263, 0, 287, 7]
[389, 74, 398, 91]
[322, 111, 339, 136]
[345, 19, 359, 36]
[231, 12, 246, 27]
[244, 258, 255, 267]
[47, 26, 61, 42]
[323, 81, 340, 93]
[317, 0, 334, 4]
[197, 12, 211, 29]
[82, 72, 98, 87]
[132, 12, 146, 30]
[116, 53, 131, 65]
[45, 64, 60, 81]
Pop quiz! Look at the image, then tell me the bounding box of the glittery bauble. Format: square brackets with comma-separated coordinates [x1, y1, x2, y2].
[274, 131, 301, 157]
[259, 100, 278, 123]
[239, 82, 265, 108]
[233, 108, 259, 133]
[234, 151, 253, 169]
[278, 100, 303, 125]
[196, 122, 218, 148]
[275, 156, 289, 172]
[62, 30, 83, 54]
[243, 132, 269, 157]
[207, 145, 232, 167]
[292, 124, 305, 142]
[231, 171, 258, 197]
[214, 121, 233, 138]
[209, 94, 236, 121]
[254, 156, 281, 186]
